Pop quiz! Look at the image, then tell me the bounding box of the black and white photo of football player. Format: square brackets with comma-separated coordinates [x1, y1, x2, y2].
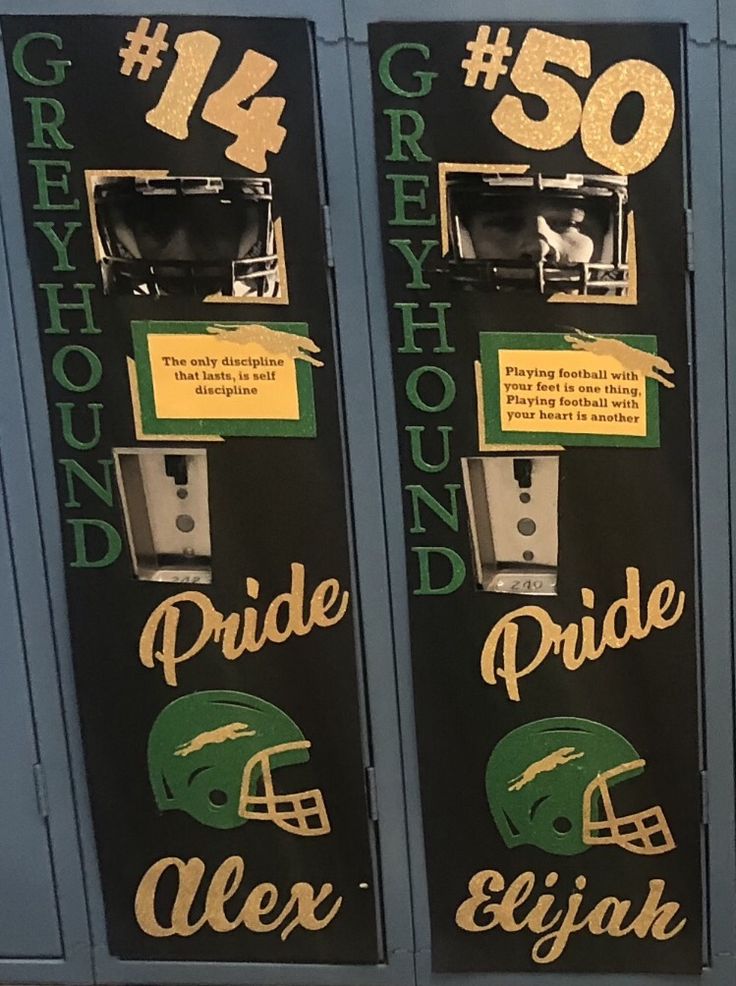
[445, 172, 630, 297]
[91, 175, 281, 299]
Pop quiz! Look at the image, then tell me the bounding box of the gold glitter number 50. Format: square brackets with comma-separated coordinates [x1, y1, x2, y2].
[492, 29, 591, 152]
[580, 60, 675, 176]
[492, 29, 675, 175]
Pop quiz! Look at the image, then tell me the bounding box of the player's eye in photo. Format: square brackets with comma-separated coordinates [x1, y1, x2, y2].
[474, 204, 583, 237]
[542, 206, 585, 233]
[113, 198, 259, 263]
[476, 211, 525, 235]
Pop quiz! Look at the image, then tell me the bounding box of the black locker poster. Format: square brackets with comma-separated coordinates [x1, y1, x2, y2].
[369, 21, 702, 974]
[2, 16, 380, 964]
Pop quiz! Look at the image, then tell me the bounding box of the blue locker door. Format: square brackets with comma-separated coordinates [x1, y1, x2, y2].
[345, 1, 736, 983]
[0, 455, 61, 959]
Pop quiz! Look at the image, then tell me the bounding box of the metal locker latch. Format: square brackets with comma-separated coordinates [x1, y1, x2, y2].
[462, 454, 559, 596]
[114, 448, 212, 584]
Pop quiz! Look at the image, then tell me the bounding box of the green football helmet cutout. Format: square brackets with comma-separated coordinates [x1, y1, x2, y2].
[485, 717, 674, 856]
[147, 690, 330, 835]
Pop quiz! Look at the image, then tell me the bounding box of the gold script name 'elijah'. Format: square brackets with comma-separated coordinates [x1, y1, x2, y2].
[456, 869, 685, 964]
[481, 566, 685, 701]
[139, 562, 350, 686]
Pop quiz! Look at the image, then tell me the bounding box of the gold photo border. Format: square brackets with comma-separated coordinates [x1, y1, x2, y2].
[438, 162, 637, 306]
[84, 169, 289, 305]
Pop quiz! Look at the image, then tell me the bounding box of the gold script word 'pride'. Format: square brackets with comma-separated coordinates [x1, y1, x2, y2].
[481, 566, 685, 701]
[139, 562, 349, 686]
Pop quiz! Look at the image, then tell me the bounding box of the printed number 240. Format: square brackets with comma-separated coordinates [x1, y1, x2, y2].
[493, 28, 675, 175]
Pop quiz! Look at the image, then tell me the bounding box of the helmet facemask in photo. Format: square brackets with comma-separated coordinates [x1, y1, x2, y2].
[446, 173, 629, 296]
[147, 690, 330, 835]
[93, 176, 278, 298]
[485, 717, 674, 856]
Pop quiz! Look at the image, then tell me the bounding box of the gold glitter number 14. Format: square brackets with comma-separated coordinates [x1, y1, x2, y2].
[145, 29, 286, 173]
[492, 28, 675, 175]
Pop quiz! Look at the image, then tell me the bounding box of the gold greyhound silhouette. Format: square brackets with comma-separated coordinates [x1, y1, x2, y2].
[175, 722, 255, 757]
[563, 328, 675, 388]
[508, 747, 584, 792]
[206, 322, 324, 367]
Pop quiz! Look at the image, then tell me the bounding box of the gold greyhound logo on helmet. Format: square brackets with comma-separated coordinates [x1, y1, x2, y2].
[147, 690, 330, 835]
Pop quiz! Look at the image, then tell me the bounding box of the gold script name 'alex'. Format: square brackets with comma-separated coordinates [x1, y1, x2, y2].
[140, 562, 349, 686]
[135, 855, 341, 940]
[482, 567, 685, 701]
